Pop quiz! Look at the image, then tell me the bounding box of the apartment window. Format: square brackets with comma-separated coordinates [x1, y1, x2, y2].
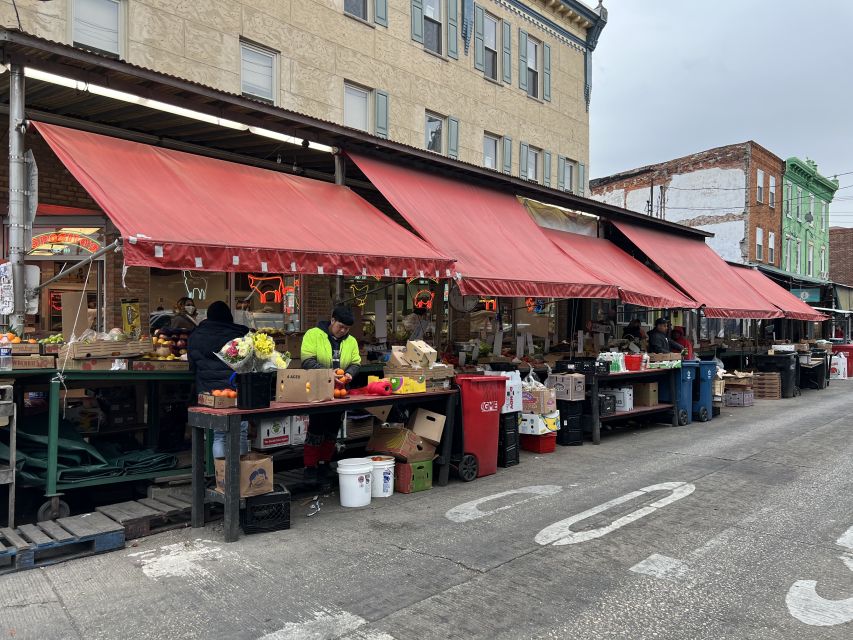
[526, 37, 540, 99]
[785, 182, 792, 216]
[344, 0, 368, 21]
[820, 247, 826, 277]
[483, 134, 499, 170]
[423, 0, 442, 55]
[807, 244, 814, 276]
[241, 41, 277, 103]
[785, 236, 792, 271]
[755, 227, 764, 261]
[796, 240, 801, 274]
[796, 187, 802, 220]
[561, 160, 574, 193]
[483, 13, 499, 81]
[527, 147, 540, 182]
[425, 112, 445, 153]
[756, 169, 764, 203]
[768, 232, 775, 264]
[769, 175, 776, 208]
[344, 83, 370, 132]
[809, 194, 815, 224]
[72, 0, 122, 57]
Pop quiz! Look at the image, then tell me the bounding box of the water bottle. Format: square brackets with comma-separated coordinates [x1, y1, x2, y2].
[0, 336, 11, 372]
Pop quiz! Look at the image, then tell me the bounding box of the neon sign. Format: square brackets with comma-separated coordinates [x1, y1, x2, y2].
[350, 284, 369, 307]
[413, 290, 435, 309]
[31, 232, 101, 254]
[182, 270, 209, 300]
[525, 297, 547, 313]
[248, 275, 294, 305]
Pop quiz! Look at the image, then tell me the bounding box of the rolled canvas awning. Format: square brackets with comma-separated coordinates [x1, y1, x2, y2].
[33, 122, 454, 277]
[349, 153, 617, 300]
[613, 222, 782, 319]
[730, 265, 829, 322]
[543, 229, 697, 309]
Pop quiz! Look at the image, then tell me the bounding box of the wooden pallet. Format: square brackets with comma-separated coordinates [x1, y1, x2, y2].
[9, 512, 125, 571]
[96, 495, 192, 540]
[0, 528, 27, 574]
[753, 372, 782, 399]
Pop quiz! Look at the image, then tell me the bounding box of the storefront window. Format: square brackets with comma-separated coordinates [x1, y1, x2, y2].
[233, 273, 301, 332]
[149, 269, 230, 330]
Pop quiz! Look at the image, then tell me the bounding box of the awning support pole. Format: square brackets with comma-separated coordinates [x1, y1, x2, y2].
[34, 239, 121, 292]
[8, 64, 27, 332]
[334, 152, 346, 186]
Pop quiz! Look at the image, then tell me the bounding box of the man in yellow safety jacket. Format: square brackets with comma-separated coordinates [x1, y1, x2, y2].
[301, 305, 361, 488]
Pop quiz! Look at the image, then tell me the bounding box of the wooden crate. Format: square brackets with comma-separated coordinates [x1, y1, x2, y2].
[10, 343, 40, 355]
[753, 372, 782, 400]
[58, 339, 148, 360]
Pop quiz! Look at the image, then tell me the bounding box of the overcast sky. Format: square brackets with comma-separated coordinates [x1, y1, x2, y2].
[589, 0, 853, 226]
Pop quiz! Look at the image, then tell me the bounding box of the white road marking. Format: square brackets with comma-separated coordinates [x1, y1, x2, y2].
[535, 481, 696, 546]
[786, 523, 853, 627]
[259, 610, 368, 640]
[445, 485, 564, 523]
[629, 553, 688, 581]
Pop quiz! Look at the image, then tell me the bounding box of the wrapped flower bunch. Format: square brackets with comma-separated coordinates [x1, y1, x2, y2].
[217, 332, 291, 372]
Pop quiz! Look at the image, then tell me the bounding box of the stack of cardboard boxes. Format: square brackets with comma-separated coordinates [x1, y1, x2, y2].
[367, 408, 445, 493]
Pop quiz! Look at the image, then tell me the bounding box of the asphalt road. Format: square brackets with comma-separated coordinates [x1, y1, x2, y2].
[2, 379, 852, 640]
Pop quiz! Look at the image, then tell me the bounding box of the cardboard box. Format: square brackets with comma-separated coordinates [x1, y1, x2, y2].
[276, 369, 334, 403]
[214, 452, 273, 498]
[131, 360, 190, 372]
[388, 375, 426, 394]
[11, 355, 55, 369]
[408, 408, 446, 445]
[610, 386, 634, 412]
[10, 343, 39, 355]
[522, 387, 557, 414]
[519, 411, 560, 435]
[484, 371, 523, 413]
[648, 353, 681, 362]
[60, 358, 129, 371]
[197, 393, 237, 409]
[389, 346, 413, 368]
[364, 404, 392, 422]
[366, 426, 435, 462]
[253, 417, 289, 449]
[395, 460, 433, 494]
[546, 373, 586, 401]
[289, 415, 308, 445]
[405, 340, 437, 368]
[633, 382, 658, 407]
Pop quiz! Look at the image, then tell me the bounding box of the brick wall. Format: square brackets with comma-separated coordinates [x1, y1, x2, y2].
[104, 222, 151, 331]
[830, 227, 853, 286]
[746, 143, 784, 267]
[301, 275, 335, 330]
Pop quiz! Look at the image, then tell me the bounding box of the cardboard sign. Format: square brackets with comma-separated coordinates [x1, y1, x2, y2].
[276, 369, 334, 403]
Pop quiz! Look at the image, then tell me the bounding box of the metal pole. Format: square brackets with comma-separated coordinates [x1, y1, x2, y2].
[33, 239, 120, 291]
[334, 152, 346, 186]
[8, 64, 27, 332]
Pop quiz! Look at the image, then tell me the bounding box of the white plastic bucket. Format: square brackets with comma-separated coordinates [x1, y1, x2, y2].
[369, 455, 396, 498]
[336, 458, 373, 507]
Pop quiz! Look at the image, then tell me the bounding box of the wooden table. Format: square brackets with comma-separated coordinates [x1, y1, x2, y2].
[587, 368, 679, 444]
[187, 389, 459, 542]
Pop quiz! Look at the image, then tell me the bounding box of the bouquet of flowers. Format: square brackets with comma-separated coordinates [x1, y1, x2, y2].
[217, 332, 291, 373]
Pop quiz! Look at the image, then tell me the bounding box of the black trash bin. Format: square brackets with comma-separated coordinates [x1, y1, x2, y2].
[753, 353, 798, 398]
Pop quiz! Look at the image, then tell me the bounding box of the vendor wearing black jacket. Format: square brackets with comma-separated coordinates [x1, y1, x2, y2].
[647, 317, 684, 354]
[188, 301, 250, 458]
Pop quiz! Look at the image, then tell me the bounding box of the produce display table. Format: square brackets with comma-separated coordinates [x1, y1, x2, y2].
[5, 368, 195, 520]
[187, 389, 458, 542]
[587, 368, 679, 444]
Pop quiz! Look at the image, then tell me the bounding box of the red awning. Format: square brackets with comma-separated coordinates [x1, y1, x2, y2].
[730, 265, 829, 322]
[33, 122, 454, 277]
[613, 222, 783, 319]
[349, 153, 617, 300]
[543, 229, 697, 309]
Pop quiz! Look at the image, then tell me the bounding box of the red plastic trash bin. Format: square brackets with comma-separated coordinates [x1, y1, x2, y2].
[455, 375, 505, 480]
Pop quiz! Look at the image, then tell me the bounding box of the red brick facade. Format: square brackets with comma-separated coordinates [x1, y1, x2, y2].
[830, 227, 853, 286]
[746, 144, 784, 267]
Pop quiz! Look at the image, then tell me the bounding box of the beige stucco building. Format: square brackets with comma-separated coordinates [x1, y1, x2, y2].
[1, 0, 606, 192]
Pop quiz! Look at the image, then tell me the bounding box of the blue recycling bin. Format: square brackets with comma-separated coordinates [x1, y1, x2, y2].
[659, 361, 696, 426]
[692, 361, 717, 422]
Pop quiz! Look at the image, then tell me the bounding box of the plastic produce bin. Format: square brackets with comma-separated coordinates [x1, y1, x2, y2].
[753, 353, 798, 398]
[455, 375, 506, 479]
[692, 361, 716, 422]
[659, 362, 696, 426]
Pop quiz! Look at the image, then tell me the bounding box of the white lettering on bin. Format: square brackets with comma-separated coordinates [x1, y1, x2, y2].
[445, 485, 564, 523]
[535, 481, 696, 546]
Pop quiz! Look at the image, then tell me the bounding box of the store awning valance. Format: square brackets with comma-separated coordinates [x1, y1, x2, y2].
[349, 153, 617, 300]
[730, 265, 829, 322]
[543, 229, 697, 310]
[613, 222, 783, 319]
[32, 122, 454, 277]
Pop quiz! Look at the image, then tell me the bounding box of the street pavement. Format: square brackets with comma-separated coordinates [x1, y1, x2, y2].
[2, 379, 852, 640]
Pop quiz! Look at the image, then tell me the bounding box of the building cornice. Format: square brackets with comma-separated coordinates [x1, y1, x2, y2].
[785, 157, 839, 198]
[493, 0, 607, 52]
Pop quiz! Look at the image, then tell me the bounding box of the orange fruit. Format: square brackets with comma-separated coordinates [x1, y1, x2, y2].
[11, 337, 21, 344]
[212, 390, 223, 397]
[335, 369, 345, 376]
[226, 390, 237, 399]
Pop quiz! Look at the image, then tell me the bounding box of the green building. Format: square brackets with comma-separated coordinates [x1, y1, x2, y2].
[778, 158, 838, 284]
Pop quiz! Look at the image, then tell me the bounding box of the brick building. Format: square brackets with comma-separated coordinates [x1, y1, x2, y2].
[589, 142, 784, 267]
[830, 227, 853, 286]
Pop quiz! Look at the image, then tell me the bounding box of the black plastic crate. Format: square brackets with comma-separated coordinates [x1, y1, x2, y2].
[557, 415, 583, 446]
[499, 428, 519, 448]
[240, 483, 291, 534]
[566, 359, 609, 376]
[598, 393, 616, 416]
[557, 400, 583, 417]
[498, 443, 520, 467]
[500, 412, 521, 430]
[236, 371, 275, 409]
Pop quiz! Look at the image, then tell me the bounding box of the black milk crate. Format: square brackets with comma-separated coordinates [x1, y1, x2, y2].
[599, 393, 617, 416]
[557, 400, 584, 418]
[236, 371, 275, 410]
[498, 443, 520, 467]
[567, 359, 609, 376]
[500, 412, 521, 430]
[240, 484, 291, 534]
[557, 415, 583, 446]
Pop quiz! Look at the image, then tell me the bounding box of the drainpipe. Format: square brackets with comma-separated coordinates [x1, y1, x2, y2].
[8, 64, 27, 332]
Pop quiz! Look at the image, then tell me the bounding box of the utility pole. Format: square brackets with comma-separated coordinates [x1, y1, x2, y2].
[647, 179, 654, 217]
[8, 64, 27, 333]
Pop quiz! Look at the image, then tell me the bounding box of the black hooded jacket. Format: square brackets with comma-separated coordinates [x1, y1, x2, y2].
[187, 319, 250, 393]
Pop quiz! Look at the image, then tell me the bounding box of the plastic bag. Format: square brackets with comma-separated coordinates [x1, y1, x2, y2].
[215, 334, 255, 373]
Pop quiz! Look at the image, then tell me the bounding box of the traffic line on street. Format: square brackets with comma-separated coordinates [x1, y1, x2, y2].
[629, 553, 689, 581]
[534, 481, 696, 546]
[444, 485, 564, 523]
[786, 524, 853, 627]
